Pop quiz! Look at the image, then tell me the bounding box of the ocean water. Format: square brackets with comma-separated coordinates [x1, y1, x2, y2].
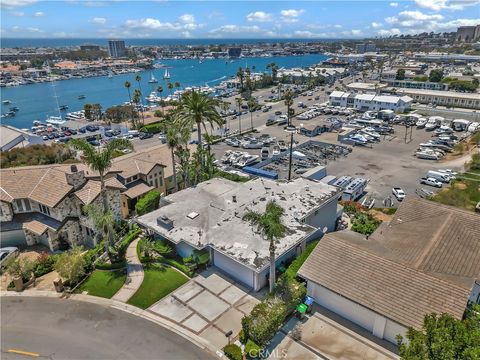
[0, 54, 328, 129]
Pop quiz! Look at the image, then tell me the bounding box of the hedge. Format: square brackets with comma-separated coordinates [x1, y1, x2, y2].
[284, 240, 319, 279]
[223, 344, 242, 360]
[95, 260, 127, 270]
[140, 122, 163, 134]
[245, 339, 261, 359]
[135, 190, 161, 216]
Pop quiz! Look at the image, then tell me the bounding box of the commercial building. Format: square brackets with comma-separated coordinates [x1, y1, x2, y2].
[108, 40, 126, 58]
[136, 177, 342, 291]
[355, 43, 376, 54]
[298, 197, 480, 344]
[394, 88, 480, 110]
[0, 125, 44, 152]
[385, 79, 449, 91]
[329, 91, 412, 112]
[0, 164, 124, 250]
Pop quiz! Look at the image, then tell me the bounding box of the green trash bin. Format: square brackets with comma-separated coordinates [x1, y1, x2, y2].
[296, 303, 307, 320]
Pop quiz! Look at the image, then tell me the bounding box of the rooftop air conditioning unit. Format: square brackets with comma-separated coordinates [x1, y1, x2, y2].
[157, 215, 173, 230]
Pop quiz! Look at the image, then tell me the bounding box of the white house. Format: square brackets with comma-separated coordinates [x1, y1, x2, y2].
[329, 91, 412, 112]
[136, 177, 342, 291]
[298, 197, 480, 344]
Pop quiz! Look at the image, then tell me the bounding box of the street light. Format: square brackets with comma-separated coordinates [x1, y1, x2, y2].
[285, 125, 296, 181]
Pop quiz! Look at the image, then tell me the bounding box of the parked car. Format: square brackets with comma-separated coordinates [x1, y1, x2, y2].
[420, 177, 442, 188]
[139, 132, 153, 140]
[392, 187, 406, 201]
[275, 110, 282, 116]
[158, 134, 166, 143]
[0, 247, 19, 269]
[266, 118, 276, 126]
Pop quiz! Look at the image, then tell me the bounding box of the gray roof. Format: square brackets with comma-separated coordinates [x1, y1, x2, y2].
[137, 177, 339, 270]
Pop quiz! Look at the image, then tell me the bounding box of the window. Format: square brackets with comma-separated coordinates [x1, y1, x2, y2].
[155, 179, 159, 188]
[158, 177, 163, 187]
[39, 204, 50, 216]
[13, 199, 31, 213]
[132, 175, 138, 181]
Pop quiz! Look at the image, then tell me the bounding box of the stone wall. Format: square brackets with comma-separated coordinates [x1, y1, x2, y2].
[0, 201, 13, 222]
[65, 169, 86, 189]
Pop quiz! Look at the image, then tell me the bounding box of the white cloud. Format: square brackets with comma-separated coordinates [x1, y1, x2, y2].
[207, 11, 224, 20]
[333, 24, 343, 29]
[11, 25, 43, 33]
[371, 22, 383, 28]
[1, 0, 36, 8]
[377, 28, 402, 36]
[89, 17, 106, 24]
[208, 24, 276, 38]
[178, 14, 194, 24]
[415, 0, 480, 11]
[246, 11, 272, 22]
[280, 9, 305, 23]
[33, 11, 44, 16]
[385, 10, 443, 28]
[390, 2, 399, 7]
[181, 31, 192, 38]
[10, 10, 24, 16]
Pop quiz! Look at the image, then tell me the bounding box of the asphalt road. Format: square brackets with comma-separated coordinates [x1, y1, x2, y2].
[1, 297, 214, 360]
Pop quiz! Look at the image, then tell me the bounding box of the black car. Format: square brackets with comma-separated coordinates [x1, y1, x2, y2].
[86, 125, 96, 132]
[53, 133, 61, 138]
[139, 132, 154, 140]
[79, 127, 86, 133]
[266, 118, 276, 126]
[47, 133, 55, 140]
[104, 131, 113, 137]
[275, 111, 282, 115]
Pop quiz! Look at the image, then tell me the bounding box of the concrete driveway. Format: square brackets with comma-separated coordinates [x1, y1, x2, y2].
[267, 307, 399, 360]
[147, 267, 265, 351]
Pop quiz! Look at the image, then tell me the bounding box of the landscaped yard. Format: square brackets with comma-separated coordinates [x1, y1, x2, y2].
[78, 270, 126, 298]
[127, 263, 189, 309]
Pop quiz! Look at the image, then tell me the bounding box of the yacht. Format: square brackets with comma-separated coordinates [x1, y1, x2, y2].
[415, 149, 442, 160]
[46, 116, 66, 125]
[260, 147, 270, 161]
[349, 134, 368, 145]
[416, 118, 428, 128]
[221, 150, 234, 163]
[272, 145, 281, 156]
[236, 154, 259, 168]
[2, 100, 12, 105]
[163, 68, 170, 80]
[78, 95, 86, 100]
[361, 127, 381, 140]
[59, 105, 69, 111]
[278, 140, 288, 152]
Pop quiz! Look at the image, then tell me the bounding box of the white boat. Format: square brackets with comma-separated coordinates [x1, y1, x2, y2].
[2, 100, 11, 105]
[416, 118, 428, 128]
[242, 139, 263, 149]
[236, 154, 259, 167]
[108, 70, 113, 79]
[349, 134, 368, 145]
[361, 127, 381, 140]
[163, 68, 170, 80]
[221, 150, 233, 163]
[148, 72, 158, 84]
[361, 196, 375, 209]
[278, 140, 288, 152]
[415, 149, 442, 160]
[272, 145, 281, 156]
[260, 147, 270, 161]
[46, 116, 66, 125]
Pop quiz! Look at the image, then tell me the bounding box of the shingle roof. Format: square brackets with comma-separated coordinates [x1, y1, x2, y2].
[122, 181, 155, 199]
[298, 231, 472, 329]
[74, 177, 126, 205]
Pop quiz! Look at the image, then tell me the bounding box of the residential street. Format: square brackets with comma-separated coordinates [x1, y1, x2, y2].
[1, 297, 214, 360]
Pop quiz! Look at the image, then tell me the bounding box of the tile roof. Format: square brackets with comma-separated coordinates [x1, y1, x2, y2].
[122, 181, 155, 199]
[2, 212, 62, 232]
[74, 177, 126, 205]
[298, 231, 471, 329]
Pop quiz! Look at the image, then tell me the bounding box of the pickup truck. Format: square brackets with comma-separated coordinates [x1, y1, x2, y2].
[420, 177, 442, 188]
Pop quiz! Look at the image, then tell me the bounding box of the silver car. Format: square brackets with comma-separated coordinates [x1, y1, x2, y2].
[0, 247, 19, 269]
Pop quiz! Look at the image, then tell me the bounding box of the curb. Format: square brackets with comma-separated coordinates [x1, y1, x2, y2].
[1, 290, 222, 358]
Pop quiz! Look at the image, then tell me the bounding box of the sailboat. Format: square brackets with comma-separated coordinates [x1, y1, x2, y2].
[46, 81, 66, 125]
[148, 71, 158, 83]
[163, 68, 170, 80]
[108, 69, 113, 78]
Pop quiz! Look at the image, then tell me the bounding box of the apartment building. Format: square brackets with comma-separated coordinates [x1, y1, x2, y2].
[329, 91, 412, 112]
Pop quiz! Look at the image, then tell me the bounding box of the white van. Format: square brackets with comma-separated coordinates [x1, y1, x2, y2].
[427, 170, 451, 183]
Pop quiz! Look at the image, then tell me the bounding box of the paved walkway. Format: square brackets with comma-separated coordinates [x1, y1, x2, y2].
[112, 236, 144, 302]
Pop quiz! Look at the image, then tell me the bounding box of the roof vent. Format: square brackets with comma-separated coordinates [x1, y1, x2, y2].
[157, 215, 173, 230]
[187, 212, 199, 220]
[70, 164, 78, 173]
[232, 195, 237, 203]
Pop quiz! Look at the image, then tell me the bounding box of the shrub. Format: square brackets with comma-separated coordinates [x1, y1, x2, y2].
[284, 240, 319, 279]
[0, 143, 77, 168]
[95, 260, 127, 270]
[54, 246, 86, 285]
[4, 257, 34, 281]
[151, 239, 174, 256]
[115, 226, 142, 259]
[238, 329, 247, 344]
[242, 297, 287, 346]
[135, 190, 161, 216]
[32, 252, 56, 277]
[223, 344, 242, 360]
[275, 276, 306, 313]
[245, 339, 261, 359]
[341, 200, 364, 215]
[351, 213, 381, 236]
[159, 257, 193, 277]
[140, 122, 163, 134]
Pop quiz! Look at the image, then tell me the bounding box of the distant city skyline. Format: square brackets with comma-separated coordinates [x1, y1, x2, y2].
[1, 0, 479, 39]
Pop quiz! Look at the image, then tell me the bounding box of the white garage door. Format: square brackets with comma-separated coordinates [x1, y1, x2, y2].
[213, 250, 254, 289]
[308, 282, 376, 333]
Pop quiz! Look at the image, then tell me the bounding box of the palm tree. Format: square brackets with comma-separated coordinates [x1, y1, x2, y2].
[175, 90, 222, 151]
[243, 201, 286, 293]
[235, 97, 243, 134]
[83, 204, 114, 252]
[236, 67, 245, 92]
[284, 89, 294, 127]
[69, 138, 132, 245]
[124, 81, 134, 128]
[157, 86, 164, 113]
[247, 98, 256, 130]
[167, 82, 174, 95]
[163, 116, 190, 192]
[222, 101, 231, 133]
[135, 75, 146, 125]
[267, 62, 278, 83]
[174, 81, 181, 91]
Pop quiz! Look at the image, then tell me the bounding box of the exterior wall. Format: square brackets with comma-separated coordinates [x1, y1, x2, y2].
[400, 92, 480, 110]
[307, 282, 407, 344]
[0, 201, 13, 222]
[65, 170, 86, 189]
[120, 194, 130, 219]
[146, 165, 166, 194]
[176, 241, 195, 258]
[213, 249, 255, 290]
[304, 195, 341, 233]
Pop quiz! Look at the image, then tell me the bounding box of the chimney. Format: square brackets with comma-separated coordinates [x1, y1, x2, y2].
[232, 195, 237, 203]
[70, 164, 78, 173]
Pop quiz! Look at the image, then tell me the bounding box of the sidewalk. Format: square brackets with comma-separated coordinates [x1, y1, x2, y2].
[112, 236, 144, 302]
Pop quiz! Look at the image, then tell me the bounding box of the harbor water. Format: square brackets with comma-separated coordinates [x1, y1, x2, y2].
[0, 54, 327, 129]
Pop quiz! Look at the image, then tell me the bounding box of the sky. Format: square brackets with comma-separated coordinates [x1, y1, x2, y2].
[1, 0, 479, 39]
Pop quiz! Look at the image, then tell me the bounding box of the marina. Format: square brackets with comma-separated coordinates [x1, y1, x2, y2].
[0, 54, 327, 129]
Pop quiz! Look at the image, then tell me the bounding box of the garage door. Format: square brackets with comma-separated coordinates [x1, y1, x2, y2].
[213, 250, 254, 289]
[308, 283, 376, 333]
[0, 230, 27, 248]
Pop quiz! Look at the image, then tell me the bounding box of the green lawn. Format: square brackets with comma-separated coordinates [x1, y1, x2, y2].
[127, 263, 189, 309]
[78, 270, 126, 298]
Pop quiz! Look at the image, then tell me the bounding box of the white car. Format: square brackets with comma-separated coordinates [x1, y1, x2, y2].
[420, 177, 443, 188]
[158, 134, 166, 143]
[392, 187, 406, 201]
[0, 247, 19, 269]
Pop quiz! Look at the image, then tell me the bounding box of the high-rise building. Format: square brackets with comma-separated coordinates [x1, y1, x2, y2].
[455, 25, 480, 42]
[108, 40, 126, 58]
[228, 47, 242, 58]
